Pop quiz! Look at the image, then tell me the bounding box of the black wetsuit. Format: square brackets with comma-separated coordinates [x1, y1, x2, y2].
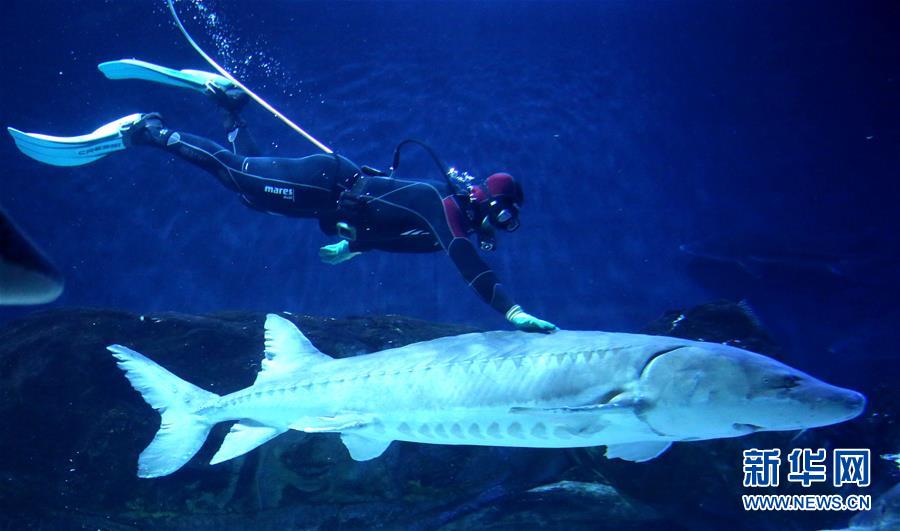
[143, 122, 517, 315]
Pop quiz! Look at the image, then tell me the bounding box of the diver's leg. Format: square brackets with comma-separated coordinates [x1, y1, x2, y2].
[127, 114, 357, 216]
[208, 85, 261, 156]
[127, 113, 246, 192]
[234, 154, 359, 215]
[221, 113, 260, 157]
[98, 60, 260, 156]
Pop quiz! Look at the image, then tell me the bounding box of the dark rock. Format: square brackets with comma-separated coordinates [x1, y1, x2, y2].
[641, 299, 780, 357]
[841, 481, 900, 530]
[440, 480, 665, 531]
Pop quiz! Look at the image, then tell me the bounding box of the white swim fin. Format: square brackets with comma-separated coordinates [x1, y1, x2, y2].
[7, 113, 143, 167]
[98, 59, 234, 94]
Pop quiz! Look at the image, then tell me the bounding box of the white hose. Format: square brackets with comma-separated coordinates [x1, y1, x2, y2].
[166, 0, 333, 154]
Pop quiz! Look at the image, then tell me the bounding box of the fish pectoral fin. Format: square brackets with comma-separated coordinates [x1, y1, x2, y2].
[605, 441, 672, 463]
[290, 414, 370, 433]
[210, 421, 286, 465]
[340, 433, 393, 461]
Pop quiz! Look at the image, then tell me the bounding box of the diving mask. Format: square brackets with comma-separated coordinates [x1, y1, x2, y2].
[488, 198, 520, 232]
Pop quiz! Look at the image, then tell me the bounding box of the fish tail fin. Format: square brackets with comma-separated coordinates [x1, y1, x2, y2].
[109, 344, 220, 478]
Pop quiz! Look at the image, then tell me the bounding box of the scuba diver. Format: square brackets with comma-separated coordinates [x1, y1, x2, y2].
[7, 60, 558, 333]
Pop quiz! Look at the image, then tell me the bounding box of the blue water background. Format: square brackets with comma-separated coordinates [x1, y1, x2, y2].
[1, 0, 898, 387]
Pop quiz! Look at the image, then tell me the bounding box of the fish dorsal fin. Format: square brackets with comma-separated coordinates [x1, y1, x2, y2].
[605, 441, 672, 462]
[255, 314, 331, 385]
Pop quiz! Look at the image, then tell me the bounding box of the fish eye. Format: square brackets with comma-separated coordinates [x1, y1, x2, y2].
[765, 374, 802, 389]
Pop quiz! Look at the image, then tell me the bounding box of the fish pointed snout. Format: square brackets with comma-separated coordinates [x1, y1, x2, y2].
[842, 389, 867, 419]
[803, 383, 867, 425]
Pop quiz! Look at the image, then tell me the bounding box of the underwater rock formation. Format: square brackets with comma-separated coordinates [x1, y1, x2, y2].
[0, 303, 893, 529]
[641, 299, 780, 357]
[838, 481, 900, 531]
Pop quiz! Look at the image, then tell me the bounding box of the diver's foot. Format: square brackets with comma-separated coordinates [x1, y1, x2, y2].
[121, 112, 169, 147]
[206, 83, 249, 115]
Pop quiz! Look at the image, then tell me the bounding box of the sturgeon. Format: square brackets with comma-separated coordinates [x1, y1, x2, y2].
[110, 314, 865, 477]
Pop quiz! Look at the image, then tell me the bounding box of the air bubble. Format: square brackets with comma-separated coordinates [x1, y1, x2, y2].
[179, 0, 295, 89]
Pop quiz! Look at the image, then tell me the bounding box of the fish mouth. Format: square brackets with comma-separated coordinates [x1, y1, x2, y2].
[732, 423, 764, 434]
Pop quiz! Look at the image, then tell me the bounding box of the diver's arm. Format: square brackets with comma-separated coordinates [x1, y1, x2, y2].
[445, 237, 557, 332]
[434, 196, 556, 331]
[435, 196, 514, 313]
[447, 238, 515, 314]
[447, 238, 557, 332]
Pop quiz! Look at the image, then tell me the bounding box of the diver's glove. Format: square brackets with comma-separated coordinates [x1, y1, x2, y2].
[506, 305, 559, 333]
[319, 240, 361, 265]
